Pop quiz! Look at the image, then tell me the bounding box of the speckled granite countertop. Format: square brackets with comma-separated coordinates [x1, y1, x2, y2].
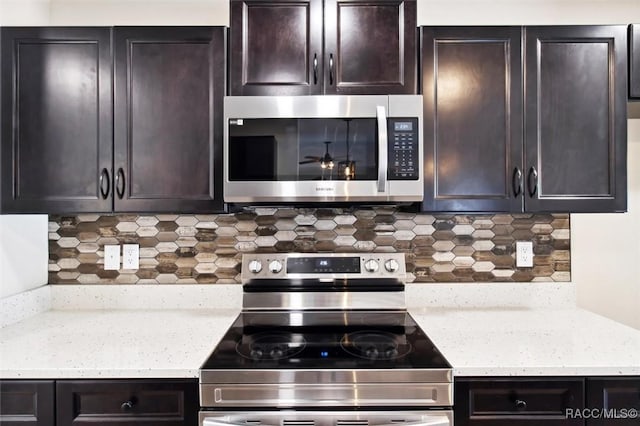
[0, 284, 639, 378]
[0, 309, 238, 378]
[1, 307, 639, 378]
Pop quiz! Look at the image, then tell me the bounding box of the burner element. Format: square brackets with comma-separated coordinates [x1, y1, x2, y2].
[341, 331, 411, 360]
[237, 332, 306, 361]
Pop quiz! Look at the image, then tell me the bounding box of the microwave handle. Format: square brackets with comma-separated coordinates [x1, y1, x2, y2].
[376, 105, 388, 193]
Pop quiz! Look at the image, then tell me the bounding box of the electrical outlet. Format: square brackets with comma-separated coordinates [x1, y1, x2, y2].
[516, 241, 534, 268]
[122, 244, 139, 270]
[104, 245, 120, 270]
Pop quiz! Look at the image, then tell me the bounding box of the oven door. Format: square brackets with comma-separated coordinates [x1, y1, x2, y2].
[223, 95, 423, 203]
[200, 410, 453, 426]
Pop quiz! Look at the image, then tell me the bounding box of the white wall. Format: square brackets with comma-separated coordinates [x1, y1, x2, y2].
[417, 0, 640, 25]
[2, 0, 640, 27]
[0, 0, 50, 26]
[0, 216, 48, 299]
[573, 121, 640, 330]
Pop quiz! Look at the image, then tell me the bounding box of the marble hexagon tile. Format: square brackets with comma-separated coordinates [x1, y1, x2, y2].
[48, 209, 570, 284]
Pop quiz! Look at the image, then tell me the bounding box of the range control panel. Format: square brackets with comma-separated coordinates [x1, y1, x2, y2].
[388, 118, 419, 180]
[241, 253, 407, 281]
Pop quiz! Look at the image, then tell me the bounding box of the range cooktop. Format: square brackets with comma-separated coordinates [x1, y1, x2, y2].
[201, 311, 451, 370]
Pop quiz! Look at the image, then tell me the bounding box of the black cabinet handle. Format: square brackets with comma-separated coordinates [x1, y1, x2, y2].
[512, 167, 522, 197]
[99, 168, 110, 199]
[313, 53, 318, 85]
[515, 399, 527, 410]
[115, 167, 125, 199]
[120, 400, 134, 411]
[329, 53, 334, 86]
[527, 166, 538, 197]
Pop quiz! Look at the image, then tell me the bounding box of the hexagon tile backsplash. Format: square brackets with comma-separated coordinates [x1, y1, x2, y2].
[48, 208, 570, 284]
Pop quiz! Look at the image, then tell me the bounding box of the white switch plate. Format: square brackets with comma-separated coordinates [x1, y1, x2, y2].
[516, 241, 534, 268]
[104, 245, 120, 270]
[122, 244, 139, 270]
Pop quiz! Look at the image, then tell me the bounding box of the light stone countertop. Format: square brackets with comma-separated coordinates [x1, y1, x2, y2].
[0, 309, 239, 378]
[410, 307, 640, 376]
[0, 284, 639, 378]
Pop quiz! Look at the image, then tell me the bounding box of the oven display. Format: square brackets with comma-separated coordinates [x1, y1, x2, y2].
[287, 257, 361, 274]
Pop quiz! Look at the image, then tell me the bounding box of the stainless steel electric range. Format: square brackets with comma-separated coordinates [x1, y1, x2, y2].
[199, 253, 453, 426]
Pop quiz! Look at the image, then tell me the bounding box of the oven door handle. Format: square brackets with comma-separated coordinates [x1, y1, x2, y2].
[204, 416, 451, 426]
[398, 417, 451, 426]
[204, 420, 276, 426]
[376, 105, 388, 193]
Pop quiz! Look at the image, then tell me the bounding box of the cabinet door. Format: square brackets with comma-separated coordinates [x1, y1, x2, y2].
[1, 27, 113, 213]
[0, 380, 55, 426]
[524, 26, 627, 212]
[586, 377, 640, 426]
[421, 27, 523, 212]
[455, 377, 585, 426]
[324, 0, 416, 95]
[56, 379, 198, 426]
[630, 24, 640, 99]
[229, 0, 323, 95]
[113, 27, 225, 212]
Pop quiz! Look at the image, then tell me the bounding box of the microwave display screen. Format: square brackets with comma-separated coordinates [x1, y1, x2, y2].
[228, 118, 378, 181]
[394, 122, 413, 131]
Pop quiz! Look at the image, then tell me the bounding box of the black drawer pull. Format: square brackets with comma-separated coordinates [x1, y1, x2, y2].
[99, 168, 110, 199]
[515, 399, 527, 410]
[512, 167, 522, 197]
[329, 53, 334, 86]
[527, 166, 538, 198]
[121, 400, 134, 411]
[115, 167, 125, 199]
[313, 53, 318, 85]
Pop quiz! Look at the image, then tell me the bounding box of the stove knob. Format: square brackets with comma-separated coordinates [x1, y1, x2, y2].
[384, 259, 400, 273]
[269, 260, 283, 274]
[364, 259, 379, 273]
[248, 260, 263, 274]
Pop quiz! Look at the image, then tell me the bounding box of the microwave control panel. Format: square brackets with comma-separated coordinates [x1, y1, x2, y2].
[388, 118, 419, 180]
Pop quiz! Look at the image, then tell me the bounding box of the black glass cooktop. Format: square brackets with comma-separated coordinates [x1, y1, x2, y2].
[201, 311, 451, 370]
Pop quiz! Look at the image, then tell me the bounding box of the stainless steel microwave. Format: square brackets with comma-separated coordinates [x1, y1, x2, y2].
[223, 95, 423, 203]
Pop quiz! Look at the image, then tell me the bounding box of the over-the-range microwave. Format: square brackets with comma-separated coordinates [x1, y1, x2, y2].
[223, 95, 423, 204]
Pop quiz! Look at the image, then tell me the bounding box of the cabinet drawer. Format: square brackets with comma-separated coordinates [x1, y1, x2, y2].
[0, 380, 55, 426]
[455, 378, 585, 425]
[56, 379, 198, 426]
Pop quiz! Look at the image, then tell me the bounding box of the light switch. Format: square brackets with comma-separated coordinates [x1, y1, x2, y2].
[122, 244, 139, 270]
[516, 241, 534, 268]
[104, 245, 120, 270]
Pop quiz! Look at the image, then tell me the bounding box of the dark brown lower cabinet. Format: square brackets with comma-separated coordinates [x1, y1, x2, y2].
[455, 378, 585, 425]
[0, 380, 55, 426]
[56, 380, 198, 426]
[586, 378, 640, 426]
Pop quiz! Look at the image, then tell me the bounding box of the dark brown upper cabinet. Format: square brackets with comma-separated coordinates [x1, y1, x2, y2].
[229, 0, 416, 95]
[421, 25, 627, 213]
[1, 27, 113, 213]
[524, 26, 627, 213]
[630, 24, 640, 99]
[113, 27, 225, 212]
[421, 27, 523, 212]
[1, 26, 226, 214]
